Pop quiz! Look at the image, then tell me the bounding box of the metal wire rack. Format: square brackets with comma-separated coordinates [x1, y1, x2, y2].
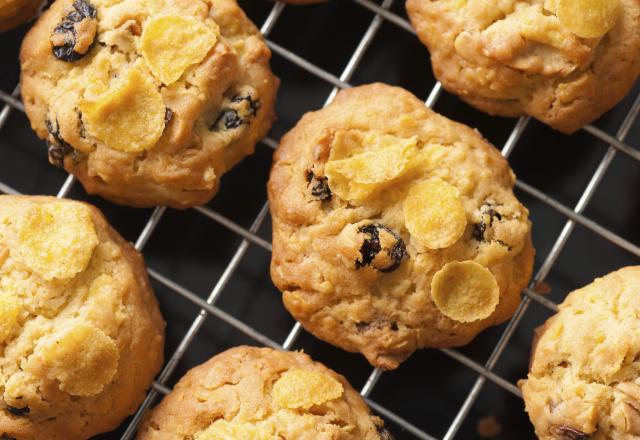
[0, 1, 639, 438]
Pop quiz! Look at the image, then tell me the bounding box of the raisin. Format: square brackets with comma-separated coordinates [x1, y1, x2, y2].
[51, 0, 98, 62]
[6, 406, 29, 417]
[215, 109, 243, 130]
[211, 93, 260, 131]
[390, 322, 399, 331]
[355, 321, 370, 331]
[550, 425, 589, 440]
[355, 224, 407, 273]
[306, 170, 331, 201]
[0, 434, 17, 440]
[472, 203, 503, 242]
[45, 119, 74, 168]
[376, 424, 395, 440]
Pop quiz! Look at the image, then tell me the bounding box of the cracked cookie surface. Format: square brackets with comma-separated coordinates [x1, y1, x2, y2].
[406, 0, 640, 134]
[0, 0, 42, 32]
[268, 83, 534, 369]
[20, 0, 278, 208]
[136, 346, 393, 440]
[520, 266, 640, 440]
[0, 195, 164, 440]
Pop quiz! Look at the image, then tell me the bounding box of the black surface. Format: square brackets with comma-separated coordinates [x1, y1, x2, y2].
[1, 1, 639, 439]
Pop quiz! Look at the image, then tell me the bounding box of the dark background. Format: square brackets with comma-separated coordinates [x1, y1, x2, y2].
[0, 1, 639, 439]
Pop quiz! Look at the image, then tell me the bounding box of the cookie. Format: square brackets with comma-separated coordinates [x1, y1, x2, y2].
[136, 346, 393, 439]
[268, 83, 534, 369]
[0, 0, 42, 32]
[0, 195, 165, 439]
[520, 266, 640, 440]
[406, 0, 640, 134]
[20, 0, 279, 208]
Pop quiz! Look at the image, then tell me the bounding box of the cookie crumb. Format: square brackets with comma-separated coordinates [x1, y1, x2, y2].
[477, 415, 502, 438]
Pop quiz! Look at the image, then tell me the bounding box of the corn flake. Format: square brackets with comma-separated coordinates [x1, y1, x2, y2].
[81, 65, 165, 153]
[40, 321, 119, 396]
[195, 420, 277, 440]
[273, 369, 343, 410]
[557, 0, 621, 38]
[325, 131, 419, 202]
[141, 14, 217, 85]
[0, 291, 21, 343]
[14, 202, 99, 281]
[430, 261, 500, 323]
[403, 178, 467, 249]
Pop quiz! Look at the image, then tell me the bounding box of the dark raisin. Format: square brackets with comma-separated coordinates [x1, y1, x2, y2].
[45, 119, 74, 168]
[51, 0, 98, 62]
[355, 321, 370, 331]
[0, 434, 17, 440]
[472, 221, 486, 242]
[214, 109, 242, 130]
[305, 170, 331, 201]
[6, 406, 29, 417]
[231, 95, 261, 116]
[376, 424, 395, 440]
[355, 224, 407, 273]
[550, 425, 589, 440]
[390, 322, 399, 331]
[472, 203, 503, 242]
[164, 108, 174, 125]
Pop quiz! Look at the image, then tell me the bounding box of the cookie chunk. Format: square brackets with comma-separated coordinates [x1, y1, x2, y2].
[520, 267, 640, 440]
[20, 0, 279, 208]
[406, 0, 640, 134]
[0, 0, 42, 32]
[136, 346, 393, 439]
[268, 83, 534, 369]
[0, 195, 165, 439]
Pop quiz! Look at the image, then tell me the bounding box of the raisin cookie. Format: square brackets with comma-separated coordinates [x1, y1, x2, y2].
[268, 83, 534, 369]
[20, 0, 278, 208]
[0, 0, 42, 32]
[406, 0, 640, 134]
[520, 267, 640, 440]
[137, 346, 393, 439]
[0, 195, 165, 439]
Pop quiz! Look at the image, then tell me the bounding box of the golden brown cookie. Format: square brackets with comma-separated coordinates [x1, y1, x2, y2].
[406, 0, 640, 134]
[0, 0, 42, 32]
[268, 83, 534, 370]
[0, 195, 165, 439]
[136, 346, 393, 439]
[520, 266, 640, 440]
[20, 0, 279, 208]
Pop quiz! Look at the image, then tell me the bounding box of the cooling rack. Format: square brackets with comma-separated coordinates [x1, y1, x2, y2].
[0, 0, 639, 438]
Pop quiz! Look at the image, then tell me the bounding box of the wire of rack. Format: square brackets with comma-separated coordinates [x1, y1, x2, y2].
[0, 1, 639, 439]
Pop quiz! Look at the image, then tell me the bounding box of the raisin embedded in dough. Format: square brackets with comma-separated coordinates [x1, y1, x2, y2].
[50, 0, 98, 62]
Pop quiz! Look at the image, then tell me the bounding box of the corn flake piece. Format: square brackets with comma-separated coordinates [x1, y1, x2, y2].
[431, 261, 500, 323]
[40, 321, 119, 396]
[325, 131, 418, 202]
[140, 14, 217, 85]
[81, 66, 165, 153]
[403, 178, 467, 249]
[14, 202, 99, 281]
[0, 291, 21, 343]
[273, 369, 343, 410]
[557, 0, 621, 38]
[195, 420, 277, 440]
